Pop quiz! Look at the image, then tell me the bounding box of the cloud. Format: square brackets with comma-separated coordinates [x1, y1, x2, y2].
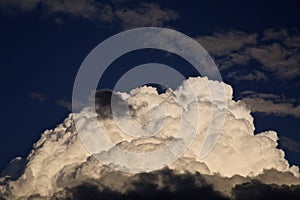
[239, 91, 300, 118]
[43, 0, 98, 18]
[0, 0, 40, 13]
[263, 28, 300, 48]
[0, 0, 177, 28]
[29, 92, 47, 102]
[55, 98, 72, 111]
[196, 29, 300, 80]
[247, 43, 300, 80]
[115, 3, 178, 29]
[232, 181, 300, 200]
[226, 70, 268, 82]
[51, 169, 229, 200]
[43, 0, 114, 22]
[1, 77, 299, 199]
[196, 30, 257, 56]
[262, 28, 289, 41]
[0, 157, 25, 181]
[280, 137, 300, 153]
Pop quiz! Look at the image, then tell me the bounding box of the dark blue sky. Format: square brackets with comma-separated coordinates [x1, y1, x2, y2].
[0, 0, 300, 172]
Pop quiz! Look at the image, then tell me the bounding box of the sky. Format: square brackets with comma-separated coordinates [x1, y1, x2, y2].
[0, 0, 300, 179]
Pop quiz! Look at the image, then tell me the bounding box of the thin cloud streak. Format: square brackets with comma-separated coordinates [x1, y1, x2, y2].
[29, 92, 47, 102]
[239, 91, 300, 118]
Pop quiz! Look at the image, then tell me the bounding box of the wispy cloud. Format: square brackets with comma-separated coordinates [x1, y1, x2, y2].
[0, 0, 177, 28]
[55, 98, 72, 111]
[43, 0, 114, 22]
[280, 137, 300, 153]
[115, 3, 178, 29]
[239, 91, 300, 118]
[246, 43, 300, 80]
[226, 70, 268, 82]
[0, 0, 39, 13]
[29, 92, 47, 102]
[196, 30, 257, 56]
[197, 29, 300, 81]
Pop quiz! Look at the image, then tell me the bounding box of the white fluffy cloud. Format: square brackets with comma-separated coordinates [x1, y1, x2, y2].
[0, 77, 299, 199]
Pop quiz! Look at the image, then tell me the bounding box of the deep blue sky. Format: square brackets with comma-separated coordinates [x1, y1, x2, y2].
[0, 0, 300, 172]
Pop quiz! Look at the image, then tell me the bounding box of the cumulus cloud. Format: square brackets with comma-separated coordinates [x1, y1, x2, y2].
[239, 91, 300, 118]
[0, 77, 299, 199]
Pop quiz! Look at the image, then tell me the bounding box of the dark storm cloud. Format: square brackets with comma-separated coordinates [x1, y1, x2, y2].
[49, 168, 300, 200]
[232, 181, 300, 200]
[29, 92, 47, 102]
[51, 168, 229, 200]
[280, 137, 300, 153]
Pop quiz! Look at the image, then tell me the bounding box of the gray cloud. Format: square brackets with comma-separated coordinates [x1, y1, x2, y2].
[263, 28, 300, 48]
[0, 0, 177, 28]
[262, 28, 289, 41]
[43, 0, 114, 22]
[115, 3, 178, 29]
[239, 91, 300, 118]
[232, 181, 300, 200]
[29, 92, 47, 102]
[226, 70, 268, 82]
[197, 29, 300, 81]
[247, 43, 300, 80]
[0, 0, 39, 13]
[196, 30, 257, 56]
[33, 168, 300, 200]
[51, 168, 229, 200]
